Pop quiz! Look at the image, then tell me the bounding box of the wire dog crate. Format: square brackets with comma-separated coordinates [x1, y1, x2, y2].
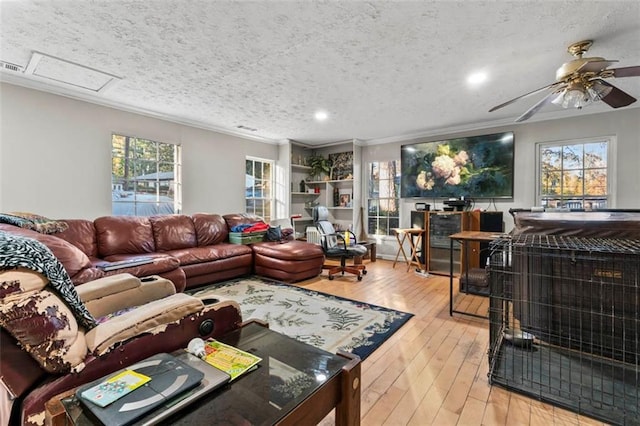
[488, 235, 639, 425]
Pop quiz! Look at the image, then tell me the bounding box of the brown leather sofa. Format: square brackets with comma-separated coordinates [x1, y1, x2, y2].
[0, 213, 324, 291]
[0, 213, 323, 424]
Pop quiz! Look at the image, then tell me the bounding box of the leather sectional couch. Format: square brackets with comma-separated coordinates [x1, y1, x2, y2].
[0, 212, 325, 292]
[0, 212, 325, 424]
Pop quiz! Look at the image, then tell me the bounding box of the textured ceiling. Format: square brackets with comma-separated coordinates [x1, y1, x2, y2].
[1, 1, 639, 145]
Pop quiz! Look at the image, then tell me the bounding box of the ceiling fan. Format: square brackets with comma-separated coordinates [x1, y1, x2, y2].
[490, 40, 640, 122]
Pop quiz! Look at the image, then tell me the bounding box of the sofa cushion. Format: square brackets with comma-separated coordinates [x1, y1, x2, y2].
[0, 224, 92, 277]
[85, 293, 204, 355]
[164, 244, 252, 266]
[149, 215, 197, 250]
[77, 274, 176, 318]
[251, 240, 325, 261]
[191, 213, 228, 246]
[95, 216, 155, 257]
[0, 269, 88, 373]
[56, 219, 99, 257]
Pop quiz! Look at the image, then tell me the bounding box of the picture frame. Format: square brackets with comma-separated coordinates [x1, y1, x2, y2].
[339, 193, 351, 207]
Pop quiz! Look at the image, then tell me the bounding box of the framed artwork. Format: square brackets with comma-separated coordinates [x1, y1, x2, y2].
[329, 151, 353, 180]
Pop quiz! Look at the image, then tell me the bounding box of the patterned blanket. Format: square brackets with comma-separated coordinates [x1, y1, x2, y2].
[0, 231, 96, 329]
[0, 212, 68, 234]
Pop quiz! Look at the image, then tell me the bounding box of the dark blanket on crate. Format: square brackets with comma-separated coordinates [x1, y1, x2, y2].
[0, 231, 97, 329]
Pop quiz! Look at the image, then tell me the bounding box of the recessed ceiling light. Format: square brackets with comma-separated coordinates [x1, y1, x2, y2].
[314, 110, 328, 121]
[467, 71, 488, 86]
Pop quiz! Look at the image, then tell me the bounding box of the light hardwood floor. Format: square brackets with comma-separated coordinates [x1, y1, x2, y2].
[293, 260, 607, 426]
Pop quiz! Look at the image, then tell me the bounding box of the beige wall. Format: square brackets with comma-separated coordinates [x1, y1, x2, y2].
[0, 83, 277, 219]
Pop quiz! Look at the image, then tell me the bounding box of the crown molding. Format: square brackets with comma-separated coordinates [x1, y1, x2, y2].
[363, 105, 639, 146]
[3, 71, 637, 148]
[0, 73, 281, 145]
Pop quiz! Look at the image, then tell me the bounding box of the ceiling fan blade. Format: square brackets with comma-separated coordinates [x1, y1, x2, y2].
[515, 91, 559, 122]
[489, 82, 562, 112]
[610, 66, 640, 78]
[596, 80, 637, 108]
[576, 60, 617, 73]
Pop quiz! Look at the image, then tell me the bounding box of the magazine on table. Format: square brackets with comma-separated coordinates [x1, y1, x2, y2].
[203, 340, 262, 381]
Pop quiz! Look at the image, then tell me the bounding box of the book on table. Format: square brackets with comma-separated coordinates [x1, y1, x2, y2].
[202, 339, 262, 381]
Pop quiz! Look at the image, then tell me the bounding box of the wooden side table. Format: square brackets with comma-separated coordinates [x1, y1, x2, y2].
[392, 228, 424, 272]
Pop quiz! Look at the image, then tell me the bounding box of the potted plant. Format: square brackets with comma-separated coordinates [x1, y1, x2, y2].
[307, 155, 331, 181]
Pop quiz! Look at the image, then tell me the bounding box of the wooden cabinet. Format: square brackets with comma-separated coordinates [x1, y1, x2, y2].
[467, 211, 503, 269]
[410, 210, 502, 277]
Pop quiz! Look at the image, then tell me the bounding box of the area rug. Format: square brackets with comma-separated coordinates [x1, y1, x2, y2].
[190, 276, 413, 360]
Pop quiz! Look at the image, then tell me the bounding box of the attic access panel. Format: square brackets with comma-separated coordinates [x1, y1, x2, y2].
[25, 51, 121, 92]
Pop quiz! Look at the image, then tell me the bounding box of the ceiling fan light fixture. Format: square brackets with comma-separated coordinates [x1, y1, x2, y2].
[490, 40, 639, 121]
[551, 83, 591, 109]
[563, 87, 589, 109]
[587, 82, 613, 101]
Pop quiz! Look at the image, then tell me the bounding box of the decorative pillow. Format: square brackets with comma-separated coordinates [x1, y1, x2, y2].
[0, 270, 88, 373]
[0, 212, 68, 234]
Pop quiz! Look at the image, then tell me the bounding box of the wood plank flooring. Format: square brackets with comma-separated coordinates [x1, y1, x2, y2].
[292, 260, 607, 426]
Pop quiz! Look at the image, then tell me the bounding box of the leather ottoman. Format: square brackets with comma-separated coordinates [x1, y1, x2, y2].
[251, 240, 324, 282]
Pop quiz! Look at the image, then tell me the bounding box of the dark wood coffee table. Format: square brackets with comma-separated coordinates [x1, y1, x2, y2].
[46, 321, 361, 425]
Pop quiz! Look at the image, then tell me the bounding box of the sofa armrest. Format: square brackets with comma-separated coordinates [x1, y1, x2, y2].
[76, 274, 176, 318]
[75, 273, 140, 300]
[85, 293, 204, 355]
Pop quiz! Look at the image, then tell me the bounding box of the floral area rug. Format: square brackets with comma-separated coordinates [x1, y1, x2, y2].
[190, 276, 413, 360]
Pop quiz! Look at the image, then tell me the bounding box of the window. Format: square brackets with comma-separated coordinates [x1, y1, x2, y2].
[245, 158, 273, 222]
[111, 134, 181, 216]
[367, 161, 401, 235]
[537, 137, 613, 209]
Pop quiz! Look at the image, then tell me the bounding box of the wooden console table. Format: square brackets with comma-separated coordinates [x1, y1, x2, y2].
[46, 321, 361, 426]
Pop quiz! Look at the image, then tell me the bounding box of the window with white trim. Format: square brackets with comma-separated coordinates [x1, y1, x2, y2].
[537, 137, 613, 209]
[111, 134, 182, 216]
[245, 158, 273, 222]
[367, 160, 401, 235]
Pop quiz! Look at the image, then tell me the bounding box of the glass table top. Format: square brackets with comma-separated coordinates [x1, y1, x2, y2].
[61, 322, 351, 425]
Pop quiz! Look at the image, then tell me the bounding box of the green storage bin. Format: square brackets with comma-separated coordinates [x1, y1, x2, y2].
[229, 231, 266, 244]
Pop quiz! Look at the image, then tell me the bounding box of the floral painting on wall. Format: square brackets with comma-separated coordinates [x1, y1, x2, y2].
[400, 132, 514, 199]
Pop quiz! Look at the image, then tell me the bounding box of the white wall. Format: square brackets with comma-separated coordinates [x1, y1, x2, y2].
[362, 108, 640, 256]
[0, 83, 278, 219]
[1, 82, 639, 230]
